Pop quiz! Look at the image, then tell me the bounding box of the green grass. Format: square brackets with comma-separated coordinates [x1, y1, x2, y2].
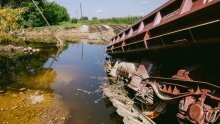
[57, 16, 143, 28]
[80, 16, 143, 26]
[26, 16, 143, 30]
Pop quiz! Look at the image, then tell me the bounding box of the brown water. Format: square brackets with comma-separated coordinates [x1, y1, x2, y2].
[0, 43, 123, 124]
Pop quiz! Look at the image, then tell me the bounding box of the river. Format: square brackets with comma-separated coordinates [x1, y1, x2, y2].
[0, 43, 122, 124]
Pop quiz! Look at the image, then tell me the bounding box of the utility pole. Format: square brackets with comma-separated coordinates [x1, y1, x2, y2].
[0, 0, 2, 9]
[81, 43, 84, 60]
[31, 0, 51, 26]
[80, 3, 83, 20]
[31, 0, 64, 47]
[76, 10, 78, 19]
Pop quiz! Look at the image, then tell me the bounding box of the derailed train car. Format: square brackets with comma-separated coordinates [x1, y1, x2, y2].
[104, 0, 220, 123]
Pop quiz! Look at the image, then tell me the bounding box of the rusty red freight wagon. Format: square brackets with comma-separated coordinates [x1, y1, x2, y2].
[104, 0, 220, 124]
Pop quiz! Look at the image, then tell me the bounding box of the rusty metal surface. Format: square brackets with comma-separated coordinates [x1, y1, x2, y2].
[105, 0, 220, 123]
[177, 90, 220, 123]
[105, 60, 220, 123]
[104, 60, 220, 123]
[106, 0, 220, 56]
[109, 0, 219, 42]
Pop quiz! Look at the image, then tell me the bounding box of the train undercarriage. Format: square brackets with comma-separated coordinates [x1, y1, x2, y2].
[104, 59, 220, 123]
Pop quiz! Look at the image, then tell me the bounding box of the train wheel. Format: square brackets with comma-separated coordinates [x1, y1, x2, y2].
[141, 100, 167, 119]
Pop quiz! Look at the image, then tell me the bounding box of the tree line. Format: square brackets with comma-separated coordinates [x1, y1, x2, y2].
[0, 0, 70, 28]
[0, 0, 143, 29]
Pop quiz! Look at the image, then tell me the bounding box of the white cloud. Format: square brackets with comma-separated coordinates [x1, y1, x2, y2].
[47, 0, 55, 2]
[95, 9, 104, 13]
[141, 0, 149, 5]
[138, 12, 145, 16]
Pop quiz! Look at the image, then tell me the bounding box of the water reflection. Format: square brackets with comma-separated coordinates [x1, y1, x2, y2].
[0, 43, 122, 124]
[0, 43, 70, 123]
[0, 44, 60, 91]
[49, 43, 122, 124]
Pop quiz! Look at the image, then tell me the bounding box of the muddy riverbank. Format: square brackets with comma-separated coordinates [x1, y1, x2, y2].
[0, 90, 69, 124]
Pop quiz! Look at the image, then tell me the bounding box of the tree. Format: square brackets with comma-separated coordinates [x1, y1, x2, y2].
[1, 0, 70, 27]
[1, 0, 36, 8]
[80, 16, 88, 21]
[92, 17, 98, 20]
[43, 2, 70, 25]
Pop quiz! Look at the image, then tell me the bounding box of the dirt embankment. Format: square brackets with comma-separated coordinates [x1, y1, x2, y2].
[15, 25, 118, 44]
[0, 25, 126, 56]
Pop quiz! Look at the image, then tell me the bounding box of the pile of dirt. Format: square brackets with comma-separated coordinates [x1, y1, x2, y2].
[15, 25, 116, 44]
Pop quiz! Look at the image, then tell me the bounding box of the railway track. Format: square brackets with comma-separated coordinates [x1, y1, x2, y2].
[88, 25, 127, 34]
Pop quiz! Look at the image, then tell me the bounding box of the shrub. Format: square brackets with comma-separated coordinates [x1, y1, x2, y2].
[1, 0, 70, 28]
[92, 17, 98, 20]
[0, 7, 24, 33]
[80, 16, 89, 21]
[71, 18, 78, 24]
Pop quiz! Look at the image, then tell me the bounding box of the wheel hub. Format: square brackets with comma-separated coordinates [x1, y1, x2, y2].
[188, 104, 204, 123]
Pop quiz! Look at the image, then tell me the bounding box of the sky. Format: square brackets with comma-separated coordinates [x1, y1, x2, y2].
[48, 0, 168, 19]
